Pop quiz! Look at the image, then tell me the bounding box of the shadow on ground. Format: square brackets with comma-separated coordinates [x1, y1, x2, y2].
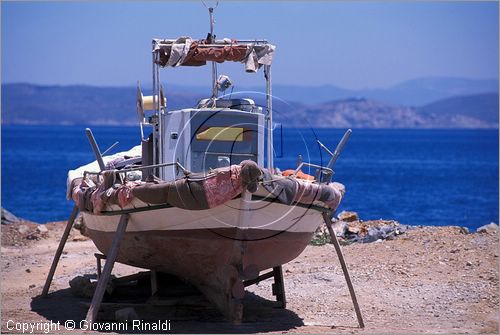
[31, 273, 303, 333]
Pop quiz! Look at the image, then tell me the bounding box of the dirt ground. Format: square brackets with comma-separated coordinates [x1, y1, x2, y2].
[1, 220, 498, 334]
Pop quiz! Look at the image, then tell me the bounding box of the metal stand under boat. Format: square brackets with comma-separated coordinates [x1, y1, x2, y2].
[41, 205, 79, 297]
[323, 212, 365, 328]
[85, 214, 130, 323]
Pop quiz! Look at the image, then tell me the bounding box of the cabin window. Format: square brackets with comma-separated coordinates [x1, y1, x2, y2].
[195, 126, 250, 142]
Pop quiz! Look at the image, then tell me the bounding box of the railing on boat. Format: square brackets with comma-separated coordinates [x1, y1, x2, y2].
[83, 161, 189, 179]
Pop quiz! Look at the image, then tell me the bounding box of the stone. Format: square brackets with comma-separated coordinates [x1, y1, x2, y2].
[476, 222, 498, 234]
[36, 225, 49, 235]
[115, 307, 138, 323]
[332, 220, 347, 237]
[396, 225, 408, 234]
[459, 227, 469, 234]
[379, 225, 395, 238]
[337, 211, 359, 222]
[1, 208, 21, 225]
[347, 225, 360, 234]
[363, 227, 382, 243]
[69, 276, 97, 299]
[17, 225, 30, 235]
[72, 235, 88, 242]
[26, 233, 40, 240]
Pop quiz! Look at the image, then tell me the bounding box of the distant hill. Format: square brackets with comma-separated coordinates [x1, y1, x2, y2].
[1, 83, 498, 128]
[376, 77, 499, 106]
[1, 83, 203, 125]
[275, 98, 424, 128]
[417, 93, 499, 126]
[265, 77, 498, 106]
[274, 94, 498, 129]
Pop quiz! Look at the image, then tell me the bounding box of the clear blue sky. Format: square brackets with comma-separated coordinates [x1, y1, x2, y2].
[2, 1, 498, 89]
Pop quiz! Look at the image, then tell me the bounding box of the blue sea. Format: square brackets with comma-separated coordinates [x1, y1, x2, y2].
[1, 125, 498, 230]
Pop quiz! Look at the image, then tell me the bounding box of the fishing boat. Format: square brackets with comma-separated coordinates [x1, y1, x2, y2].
[56, 11, 354, 323]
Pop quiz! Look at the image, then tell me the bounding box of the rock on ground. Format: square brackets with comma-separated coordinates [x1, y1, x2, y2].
[1, 207, 22, 225]
[337, 211, 359, 222]
[477, 222, 499, 234]
[312, 211, 411, 245]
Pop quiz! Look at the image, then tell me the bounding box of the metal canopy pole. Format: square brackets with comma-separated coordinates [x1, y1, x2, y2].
[155, 39, 269, 46]
[151, 41, 158, 173]
[156, 51, 163, 179]
[209, 7, 217, 99]
[151, 42, 164, 179]
[264, 65, 273, 170]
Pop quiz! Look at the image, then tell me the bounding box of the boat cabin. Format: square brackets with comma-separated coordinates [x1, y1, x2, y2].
[138, 37, 276, 181]
[160, 101, 265, 180]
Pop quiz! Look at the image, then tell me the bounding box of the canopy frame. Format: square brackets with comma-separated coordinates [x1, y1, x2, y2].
[149, 37, 275, 177]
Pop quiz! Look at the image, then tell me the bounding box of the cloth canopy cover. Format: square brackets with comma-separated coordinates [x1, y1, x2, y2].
[154, 37, 276, 73]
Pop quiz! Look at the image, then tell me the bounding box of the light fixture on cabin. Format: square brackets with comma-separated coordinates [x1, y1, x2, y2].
[216, 75, 233, 92]
[136, 82, 166, 122]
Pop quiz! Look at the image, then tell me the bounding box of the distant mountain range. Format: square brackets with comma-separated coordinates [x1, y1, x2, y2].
[274, 94, 498, 129]
[1, 77, 498, 128]
[255, 77, 499, 107]
[160, 77, 499, 106]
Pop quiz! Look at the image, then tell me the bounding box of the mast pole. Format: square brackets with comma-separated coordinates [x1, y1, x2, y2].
[209, 7, 217, 99]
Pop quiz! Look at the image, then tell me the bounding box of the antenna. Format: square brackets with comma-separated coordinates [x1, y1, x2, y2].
[202, 0, 219, 99]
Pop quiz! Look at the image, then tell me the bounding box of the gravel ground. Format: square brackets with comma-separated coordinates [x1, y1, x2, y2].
[1, 221, 498, 333]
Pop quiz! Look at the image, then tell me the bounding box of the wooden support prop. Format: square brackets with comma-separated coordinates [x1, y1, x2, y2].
[150, 270, 158, 296]
[95, 253, 106, 280]
[243, 270, 274, 287]
[42, 205, 79, 297]
[322, 212, 365, 328]
[272, 266, 286, 308]
[85, 214, 129, 323]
